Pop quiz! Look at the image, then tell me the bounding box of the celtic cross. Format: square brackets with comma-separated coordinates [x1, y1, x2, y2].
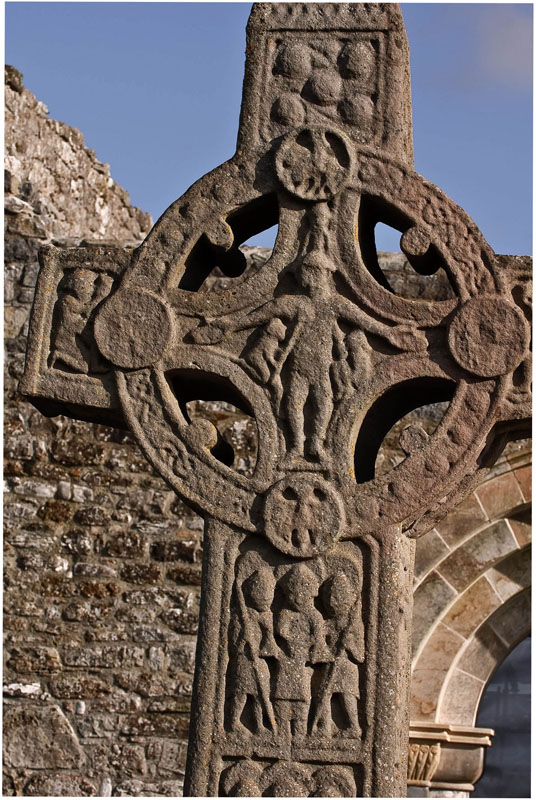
[21, 4, 531, 797]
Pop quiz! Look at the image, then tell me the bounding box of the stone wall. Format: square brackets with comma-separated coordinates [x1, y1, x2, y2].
[4, 66, 201, 797]
[4, 66, 531, 797]
[5, 65, 152, 244]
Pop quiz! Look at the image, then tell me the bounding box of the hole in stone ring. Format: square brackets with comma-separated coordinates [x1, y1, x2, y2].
[354, 377, 455, 483]
[357, 196, 455, 300]
[166, 369, 259, 475]
[179, 194, 279, 291]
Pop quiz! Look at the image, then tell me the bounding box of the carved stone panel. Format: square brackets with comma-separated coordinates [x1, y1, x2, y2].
[185, 521, 413, 797]
[20, 4, 531, 798]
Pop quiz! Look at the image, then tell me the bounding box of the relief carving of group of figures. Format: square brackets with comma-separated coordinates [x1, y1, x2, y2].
[226, 553, 364, 743]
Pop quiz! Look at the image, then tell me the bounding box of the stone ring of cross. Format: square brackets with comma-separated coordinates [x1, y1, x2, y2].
[92, 137, 529, 546]
[21, 5, 531, 796]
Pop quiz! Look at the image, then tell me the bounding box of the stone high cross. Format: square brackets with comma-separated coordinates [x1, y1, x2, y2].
[21, 4, 531, 797]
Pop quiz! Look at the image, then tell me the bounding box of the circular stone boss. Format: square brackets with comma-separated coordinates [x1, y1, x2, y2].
[275, 127, 353, 202]
[95, 287, 174, 370]
[448, 295, 529, 378]
[263, 473, 345, 558]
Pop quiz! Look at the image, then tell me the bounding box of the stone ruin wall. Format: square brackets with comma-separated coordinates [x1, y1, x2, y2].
[4, 66, 281, 797]
[3, 66, 530, 796]
[4, 65, 152, 246]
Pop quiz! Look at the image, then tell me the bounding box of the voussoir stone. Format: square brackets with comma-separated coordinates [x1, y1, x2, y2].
[19, 4, 531, 798]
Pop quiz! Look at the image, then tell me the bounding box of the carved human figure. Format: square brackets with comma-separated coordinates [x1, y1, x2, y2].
[312, 573, 364, 737]
[51, 268, 113, 374]
[220, 760, 263, 797]
[209, 204, 426, 465]
[331, 328, 372, 400]
[227, 567, 278, 734]
[273, 564, 331, 740]
[243, 318, 287, 389]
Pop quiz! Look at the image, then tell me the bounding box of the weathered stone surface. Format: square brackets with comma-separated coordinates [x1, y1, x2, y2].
[23, 773, 97, 796]
[5, 66, 152, 243]
[3, 705, 83, 768]
[11, 5, 533, 798]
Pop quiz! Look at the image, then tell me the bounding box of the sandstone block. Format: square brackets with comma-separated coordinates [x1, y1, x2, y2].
[49, 674, 111, 699]
[120, 714, 190, 738]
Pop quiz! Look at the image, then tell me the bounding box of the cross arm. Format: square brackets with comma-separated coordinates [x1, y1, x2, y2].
[19, 242, 130, 428]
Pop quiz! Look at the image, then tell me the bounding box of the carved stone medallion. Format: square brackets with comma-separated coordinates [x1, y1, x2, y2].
[20, 4, 531, 798]
[275, 127, 353, 201]
[94, 288, 174, 369]
[448, 296, 529, 378]
[263, 474, 345, 557]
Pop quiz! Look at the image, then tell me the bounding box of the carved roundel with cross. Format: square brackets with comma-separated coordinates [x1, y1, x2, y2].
[275, 127, 353, 201]
[263, 474, 345, 557]
[101, 139, 530, 541]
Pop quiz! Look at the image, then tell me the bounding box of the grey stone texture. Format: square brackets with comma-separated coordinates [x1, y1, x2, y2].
[4, 64, 198, 797]
[7, 2, 532, 795]
[5, 65, 152, 243]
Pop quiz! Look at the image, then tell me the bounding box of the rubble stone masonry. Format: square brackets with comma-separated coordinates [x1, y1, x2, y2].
[4, 65, 530, 796]
[4, 65, 200, 796]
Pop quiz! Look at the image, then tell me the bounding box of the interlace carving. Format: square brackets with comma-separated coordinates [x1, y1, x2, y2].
[20, 4, 531, 797]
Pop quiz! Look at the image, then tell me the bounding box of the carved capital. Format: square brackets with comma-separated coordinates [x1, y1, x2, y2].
[408, 723, 494, 794]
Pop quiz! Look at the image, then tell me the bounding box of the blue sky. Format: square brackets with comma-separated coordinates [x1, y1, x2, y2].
[5, 3, 532, 254]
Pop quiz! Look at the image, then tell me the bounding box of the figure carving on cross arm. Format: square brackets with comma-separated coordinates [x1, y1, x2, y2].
[50, 268, 113, 374]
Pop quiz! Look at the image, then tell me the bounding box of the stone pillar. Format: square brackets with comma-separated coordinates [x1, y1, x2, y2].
[20, 4, 531, 797]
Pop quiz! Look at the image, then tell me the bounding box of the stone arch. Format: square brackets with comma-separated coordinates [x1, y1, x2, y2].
[407, 450, 531, 795]
[435, 587, 530, 727]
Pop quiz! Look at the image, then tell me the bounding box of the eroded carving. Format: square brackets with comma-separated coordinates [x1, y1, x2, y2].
[263, 24, 389, 154]
[219, 759, 357, 797]
[448, 295, 529, 378]
[312, 571, 364, 738]
[198, 201, 427, 471]
[263, 474, 344, 557]
[275, 128, 353, 201]
[50, 267, 113, 374]
[21, 3, 531, 797]
[94, 287, 174, 370]
[222, 542, 367, 786]
[227, 566, 277, 734]
[272, 563, 331, 741]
